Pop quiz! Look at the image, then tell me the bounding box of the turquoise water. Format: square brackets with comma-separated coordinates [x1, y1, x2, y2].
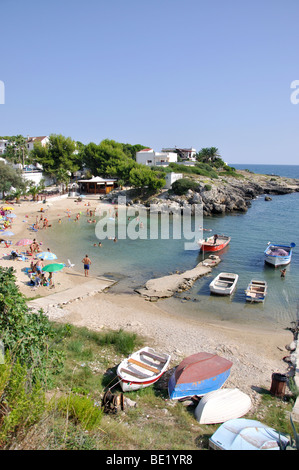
[41, 165, 299, 331]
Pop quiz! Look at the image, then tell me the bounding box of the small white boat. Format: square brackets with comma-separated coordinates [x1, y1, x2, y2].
[194, 388, 252, 425]
[209, 418, 289, 450]
[264, 242, 295, 267]
[117, 347, 171, 392]
[209, 272, 238, 295]
[245, 280, 268, 303]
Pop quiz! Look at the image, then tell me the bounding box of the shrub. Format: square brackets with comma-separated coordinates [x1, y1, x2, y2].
[171, 178, 199, 195]
[98, 329, 139, 356]
[55, 393, 103, 431]
[0, 267, 65, 385]
[0, 355, 46, 447]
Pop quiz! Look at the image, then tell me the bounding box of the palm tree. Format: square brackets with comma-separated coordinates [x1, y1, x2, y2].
[196, 147, 221, 164]
[13, 189, 23, 203]
[28, 185, 40, 201]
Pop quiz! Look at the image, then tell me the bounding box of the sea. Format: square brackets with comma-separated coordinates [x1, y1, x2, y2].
[41, 164, 299, 332]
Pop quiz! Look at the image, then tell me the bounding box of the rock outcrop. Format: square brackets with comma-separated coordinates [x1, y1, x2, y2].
[106, 170, 299, 217]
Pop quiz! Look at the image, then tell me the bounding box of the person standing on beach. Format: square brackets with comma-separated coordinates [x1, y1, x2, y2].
[82, 254, 91, 277]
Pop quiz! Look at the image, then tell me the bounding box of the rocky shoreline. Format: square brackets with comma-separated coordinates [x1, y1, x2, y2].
[108, 170, 299, 217]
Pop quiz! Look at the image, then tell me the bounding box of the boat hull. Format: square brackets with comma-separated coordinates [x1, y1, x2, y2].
[119, 372, 165, 392]
[195, 388, 252, 424]
[264, 244, 293, 267]
[168, 368, 231, 400]
[199, 236, 230, 253]
[168, 352, 233, 400]
[209, 418, 289, 450]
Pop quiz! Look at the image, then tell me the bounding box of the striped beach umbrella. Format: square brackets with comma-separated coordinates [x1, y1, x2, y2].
[36, 251, 57, 260]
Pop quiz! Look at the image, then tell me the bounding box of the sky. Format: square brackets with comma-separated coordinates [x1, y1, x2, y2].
[0, 0, 299, 165]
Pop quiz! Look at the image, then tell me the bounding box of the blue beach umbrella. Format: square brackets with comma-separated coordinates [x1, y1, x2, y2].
[6, 214, 17, 218]
[1, 231, 14, 236]
[36, 251, 57, 260]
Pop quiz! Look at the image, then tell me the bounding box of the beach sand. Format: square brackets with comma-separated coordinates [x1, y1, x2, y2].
[0, 195, 293, 402]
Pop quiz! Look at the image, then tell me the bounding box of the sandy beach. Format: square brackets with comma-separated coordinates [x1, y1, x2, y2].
[0, 194, 293, 404]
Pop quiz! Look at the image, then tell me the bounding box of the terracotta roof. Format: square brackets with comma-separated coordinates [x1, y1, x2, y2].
[27, 136, 48, 143]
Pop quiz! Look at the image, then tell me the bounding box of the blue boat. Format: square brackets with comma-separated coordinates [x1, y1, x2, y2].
[168, 352, 233, 400]
[264, 242, 295, 267]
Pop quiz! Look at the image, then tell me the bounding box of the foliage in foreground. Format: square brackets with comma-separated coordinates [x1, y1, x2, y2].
[0, 267, 65, 385]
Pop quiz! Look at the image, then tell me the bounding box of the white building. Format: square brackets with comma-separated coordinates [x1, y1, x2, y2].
[136, 148, 177, 166]
[0, 139, 8, 155]
[164, 172, 183, 189]
[27, 136, 49, 152]
[162, 147, 197, 161]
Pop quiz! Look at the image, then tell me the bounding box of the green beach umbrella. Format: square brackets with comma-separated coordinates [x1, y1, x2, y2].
[42, 263, 64, 273]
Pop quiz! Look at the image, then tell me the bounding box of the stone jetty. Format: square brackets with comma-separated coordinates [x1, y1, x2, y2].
[136, 255, 221, 301]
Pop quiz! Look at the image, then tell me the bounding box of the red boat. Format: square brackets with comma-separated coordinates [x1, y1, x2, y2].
[198, 235, 231, 252]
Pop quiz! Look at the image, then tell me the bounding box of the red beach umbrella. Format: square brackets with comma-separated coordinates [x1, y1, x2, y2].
[16, 238, 33, 246]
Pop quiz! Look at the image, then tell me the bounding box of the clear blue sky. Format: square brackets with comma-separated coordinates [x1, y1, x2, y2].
[1, 0, 299, 164]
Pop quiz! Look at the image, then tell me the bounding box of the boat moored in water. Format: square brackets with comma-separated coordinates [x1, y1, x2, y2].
[264, 242, 295, 267]
[209, 272, 239, 295]
[198, 234, 231, 252]
[245, 279, 268, 303]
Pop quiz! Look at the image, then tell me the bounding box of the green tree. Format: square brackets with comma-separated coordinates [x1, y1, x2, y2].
[4, 135, 28, 166]
[31, 134, 79, 178]
[196, 147, 222, 165]
[129, 165, 165, 191]
[82, 139, 131, 177]
[0, 162, 26, 198]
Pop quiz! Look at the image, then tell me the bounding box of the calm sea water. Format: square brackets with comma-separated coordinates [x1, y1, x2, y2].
[41, 164, 299, 331]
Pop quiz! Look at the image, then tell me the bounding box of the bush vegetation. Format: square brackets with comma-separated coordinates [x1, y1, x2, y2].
[1, 267, 297, 450]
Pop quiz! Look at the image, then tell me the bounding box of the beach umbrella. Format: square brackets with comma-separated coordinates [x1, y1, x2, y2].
[1, 231, 14, 237]
[3, 206, 14, 211]
[36, 251, 57, 260]
[6, 213, 16, 218]
[42, 263, 64, 273]
[16, 238, 33, 246]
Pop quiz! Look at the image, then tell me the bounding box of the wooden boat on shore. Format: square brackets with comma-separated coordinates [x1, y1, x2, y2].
[245, 279, 267, 303]
[117, 347, 171, 392]
[209, 418, 289, 450]
[209, 272, 238, 295]
[198, 234, 231, 252]
[168, 352, 233, 400]
[194, 388, 252, 424]
[264, 242, 295, 267]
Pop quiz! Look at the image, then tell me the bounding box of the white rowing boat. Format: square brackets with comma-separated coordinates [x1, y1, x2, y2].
[209, 272, 238, 295]
[194, 388, 252, 424]
[117, 347, 171, 392]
